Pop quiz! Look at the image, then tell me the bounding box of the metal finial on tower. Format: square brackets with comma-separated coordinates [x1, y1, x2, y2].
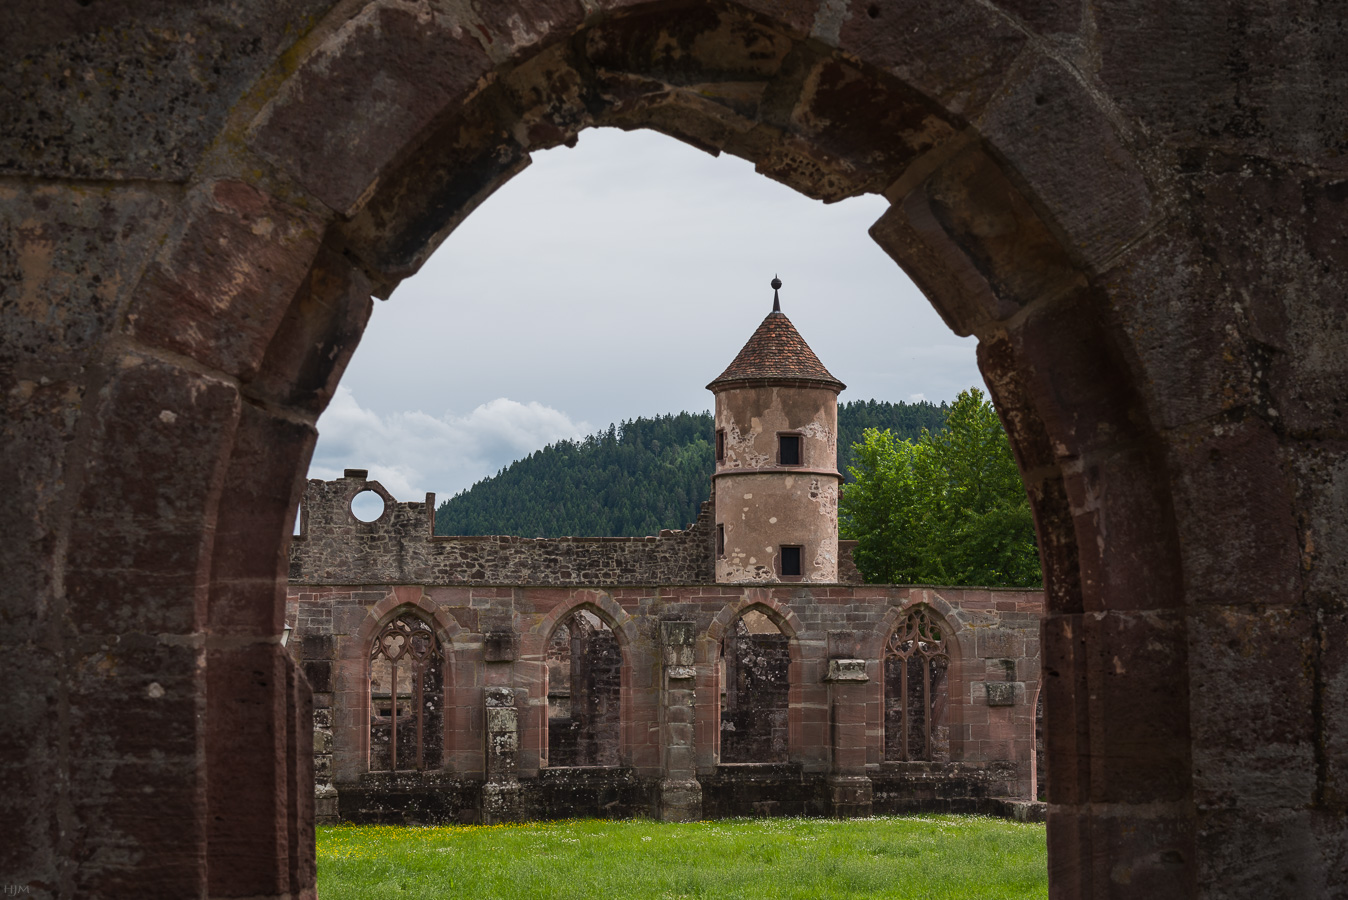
[771, 275, 782, 312]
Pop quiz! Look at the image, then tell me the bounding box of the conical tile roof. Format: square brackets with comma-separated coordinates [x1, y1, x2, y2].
[707, 309, 845, 393]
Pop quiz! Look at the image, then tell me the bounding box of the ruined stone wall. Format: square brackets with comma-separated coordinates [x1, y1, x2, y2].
[292, 472, 716, 586]
[285, 581, 1044, 823]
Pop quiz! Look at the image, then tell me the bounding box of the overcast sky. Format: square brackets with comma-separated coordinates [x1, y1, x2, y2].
[309, 127, 983, 502]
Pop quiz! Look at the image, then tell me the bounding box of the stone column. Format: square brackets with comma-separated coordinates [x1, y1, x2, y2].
[825, 651, 873, 818]
[483, 686, 523, 823]
[658, 620, 702, 822]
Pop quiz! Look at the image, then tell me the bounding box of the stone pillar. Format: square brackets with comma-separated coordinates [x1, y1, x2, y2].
[825, 651, 873, 818]
[658, 621, 702, 822]
[313, 706, 338, 824]
[483, 686, 523, 823]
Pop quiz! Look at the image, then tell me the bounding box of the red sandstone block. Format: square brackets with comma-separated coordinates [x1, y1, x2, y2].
[836, 0, 1025, 125]
[1059, 445, 1185, 613]
[248, 243, 373, 416]
[798, 722, 830, 749]
[1082, 610, 1192, 805]
[1189, 606, 1317, 809]
[425, 586, 474, 607]
[68, 754, 210, 898]
[209, 407, 315, 635]
[798, 704, 830, 726]
[203, 644, 292, 897]
[834, 723, 867, 750]
[66, 356, 240, 635]
[129, 181, 325, 379]
[833, 704, 868, 727]
[1168, 418, 1303, 607]
[835, 750, 868, 772]
[980, 740, 1013, 760]
[69, 643, 203, 795]
[983, 58, 1153, 270]
[248, 2, 503, 216]
[964, 707, 990, 727]
[1083, 808, 1194, 898]
[665, 704, 695, 726]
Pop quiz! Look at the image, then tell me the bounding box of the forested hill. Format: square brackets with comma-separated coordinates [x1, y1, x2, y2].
[433, 400, 949, 537]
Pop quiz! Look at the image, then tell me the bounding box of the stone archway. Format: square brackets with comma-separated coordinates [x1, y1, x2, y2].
[4, 2, 1345, 899]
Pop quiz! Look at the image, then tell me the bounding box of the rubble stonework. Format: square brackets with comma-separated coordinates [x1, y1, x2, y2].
[293, 472, 718, 586]
[5, 1, 1347, 897]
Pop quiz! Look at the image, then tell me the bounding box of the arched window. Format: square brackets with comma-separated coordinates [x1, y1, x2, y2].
[884, 607, 949, 762]
[720, 609, 790, 763]
[369, 612, 443, 772]
[546, 609, 621, 767]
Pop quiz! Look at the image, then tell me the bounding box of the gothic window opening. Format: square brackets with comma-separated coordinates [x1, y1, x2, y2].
[720, 609, 790, 763]
[884, 607, 949, 762]
[546, 609, 621, 767]
[369, 612, 443, 772]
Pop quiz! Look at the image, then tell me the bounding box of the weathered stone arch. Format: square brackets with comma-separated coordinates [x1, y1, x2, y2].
[703, 592, 805, 647]
[5, 2, 1345, 898]
[531, 590, 640, 651]
[352, 587, 464, 650]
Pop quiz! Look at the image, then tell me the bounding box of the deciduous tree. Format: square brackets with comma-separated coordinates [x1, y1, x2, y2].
[839, 389, 1041, 587]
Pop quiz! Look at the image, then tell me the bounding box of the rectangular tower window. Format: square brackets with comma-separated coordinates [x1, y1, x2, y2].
[717, 524, 726, 557]
[716, 429, 726, 462]
[780, 545, 802, 577]
[779, 434, 801, 466]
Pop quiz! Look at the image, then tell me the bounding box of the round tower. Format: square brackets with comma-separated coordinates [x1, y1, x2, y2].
[708, 277, 845, 584]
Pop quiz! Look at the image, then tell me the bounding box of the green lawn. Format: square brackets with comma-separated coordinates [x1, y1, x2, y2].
[317, 816, 1047, 899]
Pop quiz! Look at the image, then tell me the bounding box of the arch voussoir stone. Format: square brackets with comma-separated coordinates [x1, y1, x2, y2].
[247, 2, 500, 217]
[972, 52, 1157, 272]
[126, 179, 329, 380]
[836, 0, 1029, 119]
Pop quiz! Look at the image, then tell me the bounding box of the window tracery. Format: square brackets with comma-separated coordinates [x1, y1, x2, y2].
[369, 612, 443, 772]
[884, 607, 949, 762]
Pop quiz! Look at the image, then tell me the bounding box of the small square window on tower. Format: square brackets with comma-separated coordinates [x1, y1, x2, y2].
[717, 524, 726, 557]
[780, 545, 802, 577]
[778, 434, 801, 466]
[716, 429, 726, 462]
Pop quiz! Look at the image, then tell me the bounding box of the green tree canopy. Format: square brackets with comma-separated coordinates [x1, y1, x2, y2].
[839, 388, 1042, 587]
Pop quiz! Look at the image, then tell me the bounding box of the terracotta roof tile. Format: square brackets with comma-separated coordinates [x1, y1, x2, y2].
[707, 311, 845, 393]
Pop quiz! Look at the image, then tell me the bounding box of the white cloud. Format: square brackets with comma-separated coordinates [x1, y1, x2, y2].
[908, 393, 927, 403]
[308, 387, 590, 500]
